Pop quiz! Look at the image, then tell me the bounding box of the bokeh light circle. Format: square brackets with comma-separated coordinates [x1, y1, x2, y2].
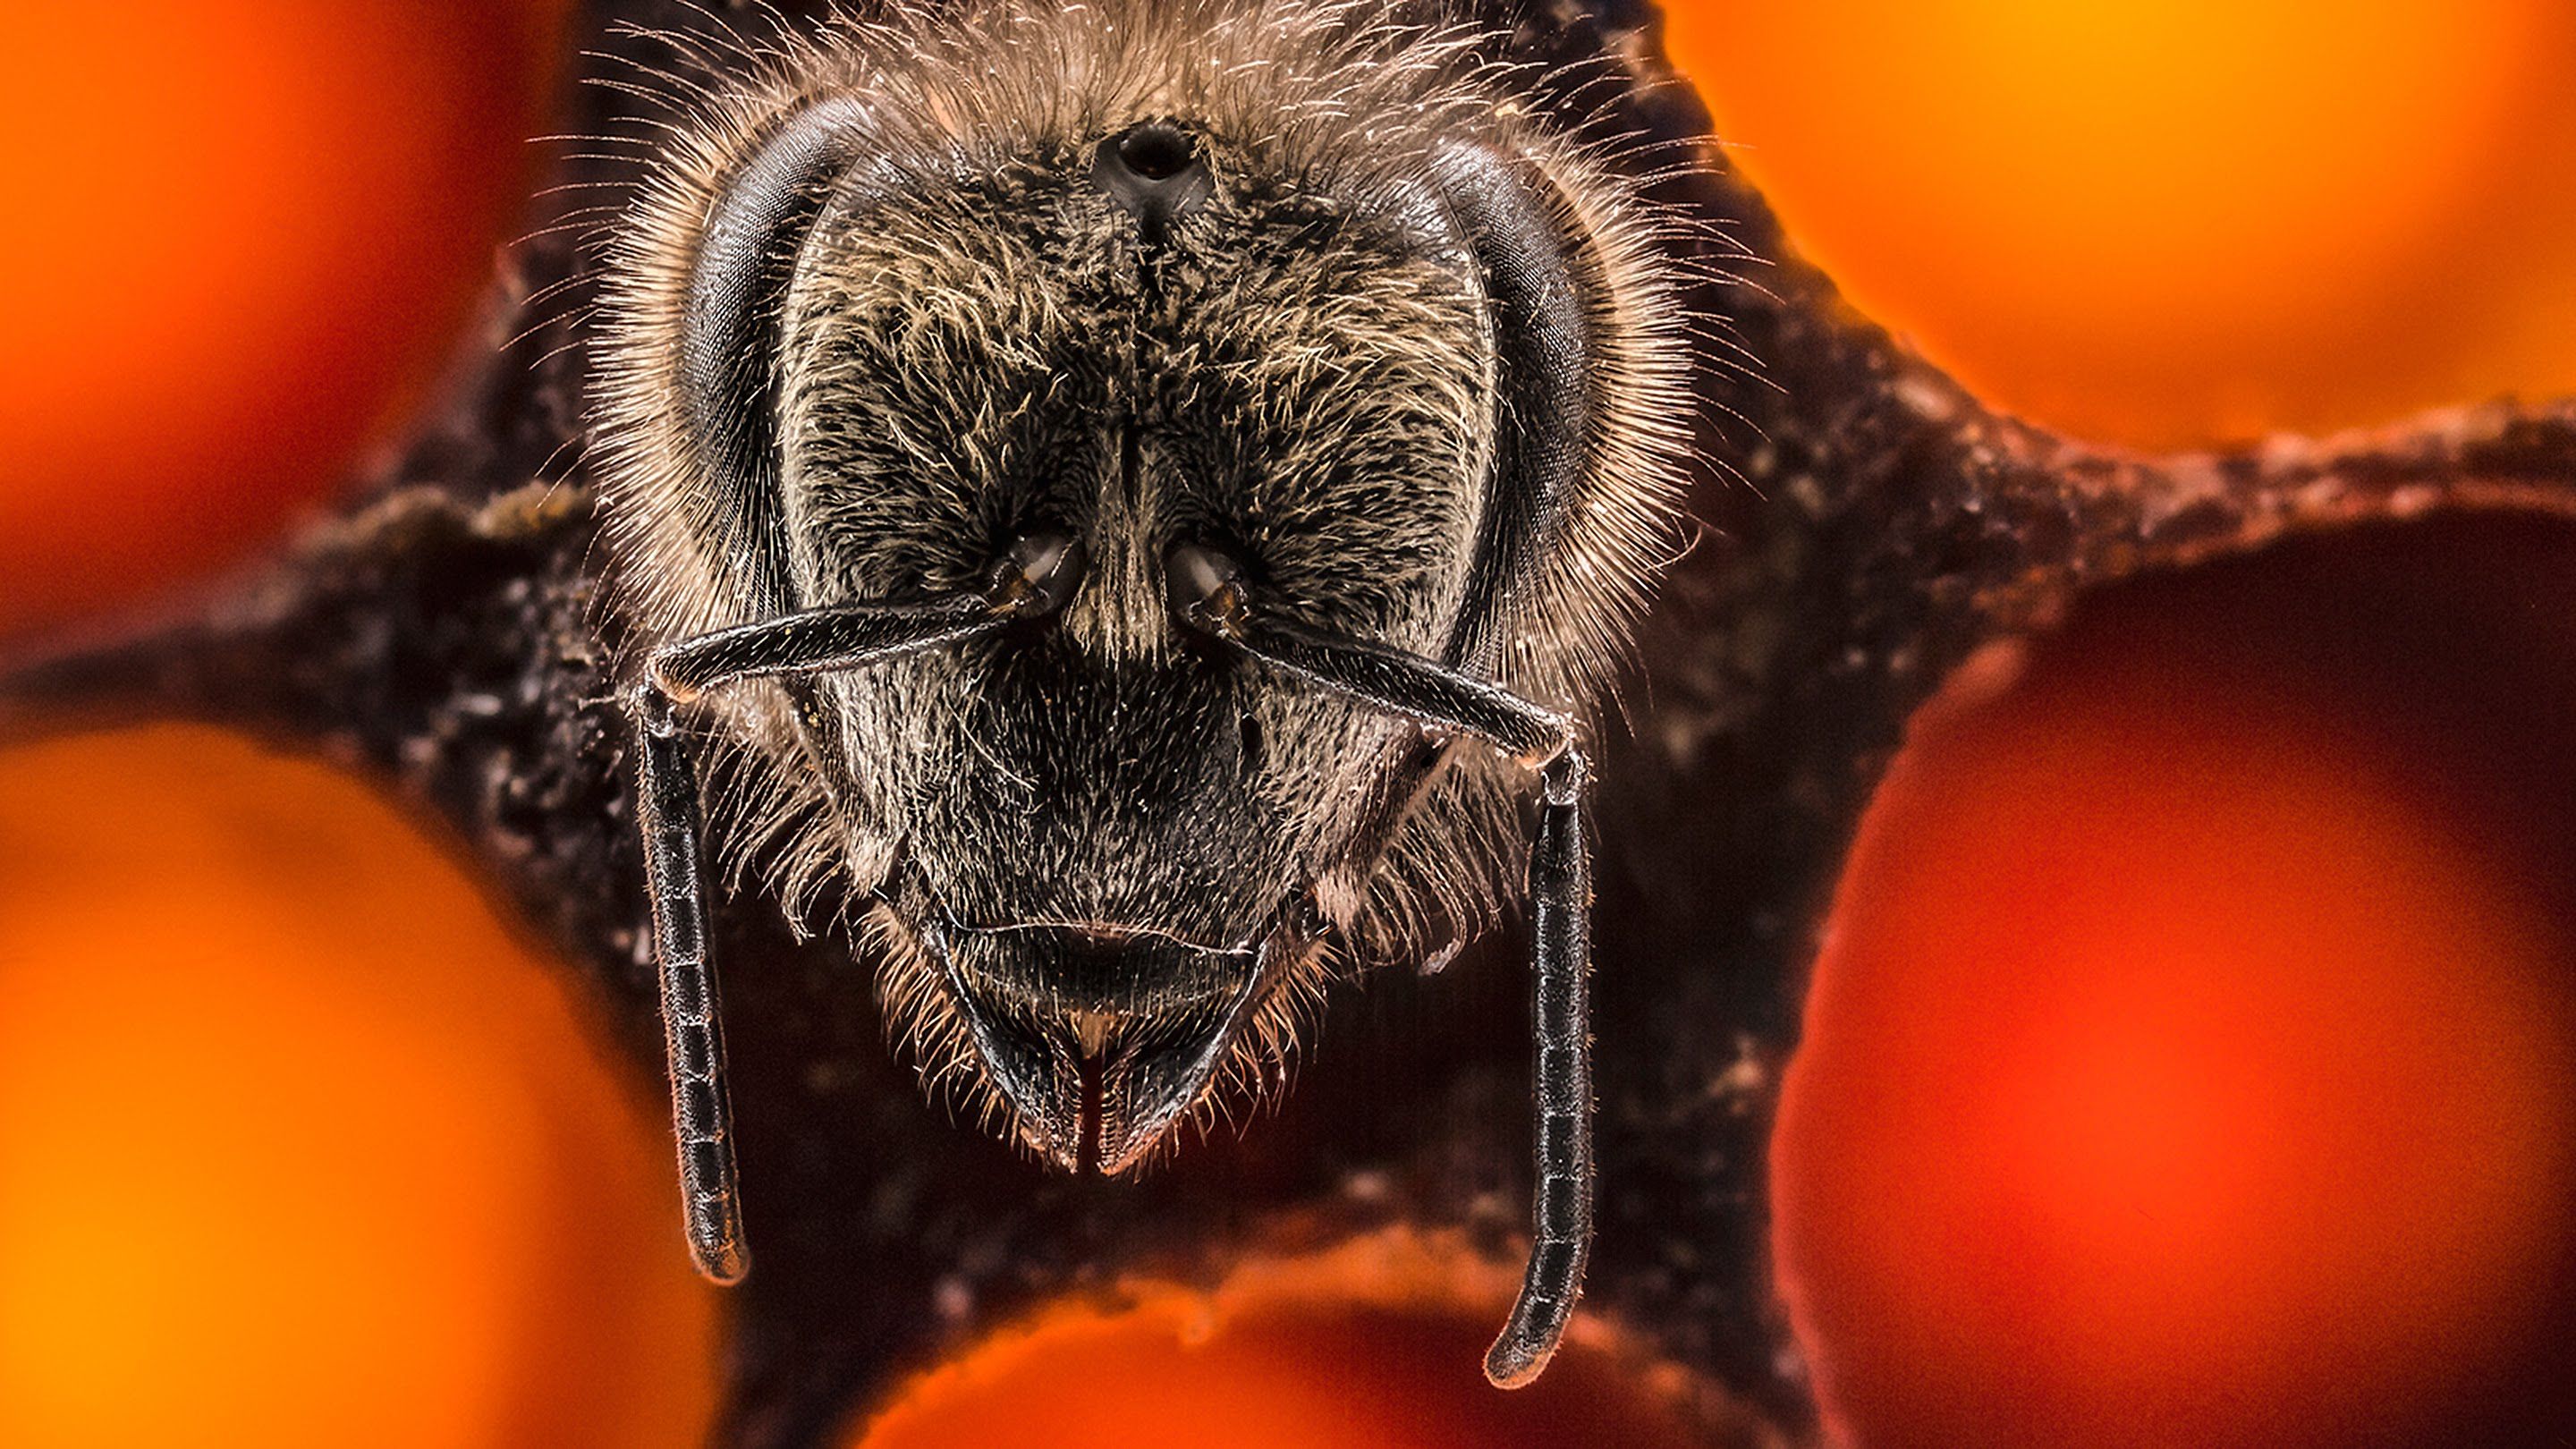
[0, 727, 718, 1448]
[1772, 521, 2576, 1448]
[1671, 0, 2576, 446]
[0, 2, 566, 639]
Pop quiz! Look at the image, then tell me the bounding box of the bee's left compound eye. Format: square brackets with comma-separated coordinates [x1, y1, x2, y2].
[991, 531, 1088, 618]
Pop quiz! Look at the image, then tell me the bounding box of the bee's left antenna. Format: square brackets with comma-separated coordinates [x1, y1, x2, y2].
[1165, 549, 1598, 1388]
[1245, 618, 1598, 1389]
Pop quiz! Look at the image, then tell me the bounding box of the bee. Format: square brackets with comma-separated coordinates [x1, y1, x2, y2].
[596, 0, 1695, 1387]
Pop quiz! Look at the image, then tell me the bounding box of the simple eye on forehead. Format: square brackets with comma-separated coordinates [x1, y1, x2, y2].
[1091, 120, 1215, 239]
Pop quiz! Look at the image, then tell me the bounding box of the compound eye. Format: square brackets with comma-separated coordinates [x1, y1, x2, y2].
[993, 531, 1087, 617]
[1165, 542, 1248, 640]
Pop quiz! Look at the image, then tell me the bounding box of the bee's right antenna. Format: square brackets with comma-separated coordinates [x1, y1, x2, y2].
[628, 677, 752, 1284]
[1167, 545, 1596, 1387]
[628, 534, 1088, 1284]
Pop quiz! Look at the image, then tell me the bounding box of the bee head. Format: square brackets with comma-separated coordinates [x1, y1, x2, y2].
[591, 0, 1699, 1170]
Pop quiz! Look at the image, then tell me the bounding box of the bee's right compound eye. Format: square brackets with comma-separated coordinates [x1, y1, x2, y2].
[1165, 542, 1248, 641]
[992, 531, 1087, 618]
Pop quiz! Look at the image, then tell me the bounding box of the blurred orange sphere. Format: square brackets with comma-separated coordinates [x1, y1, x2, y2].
[0, 2, 567, 640]
[1672, 0, 2576, 447]
[0, 727, 719, 1448]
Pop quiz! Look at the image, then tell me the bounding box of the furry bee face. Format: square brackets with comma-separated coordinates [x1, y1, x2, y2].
[592, 0, 1696, 1185]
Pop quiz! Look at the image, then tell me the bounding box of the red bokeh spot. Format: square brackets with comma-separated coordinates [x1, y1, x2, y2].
[0, 2, 566, 639]
[1772, 521, 2576, 1447]
[853, 1237, 1717, 1449]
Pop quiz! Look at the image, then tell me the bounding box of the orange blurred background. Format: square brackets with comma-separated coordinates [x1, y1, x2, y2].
[0, 728, 718, 1449]
[1, 2, 2573, 1446]
[0, 4, 733, 1446]
[1679, 6, 2576, 1446]
[0, 2, 567, 640]
[1674, 0, 2576, 449]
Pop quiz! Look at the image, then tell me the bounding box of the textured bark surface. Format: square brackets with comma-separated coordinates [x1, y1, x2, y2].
[7, 2, 2576, 1445]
